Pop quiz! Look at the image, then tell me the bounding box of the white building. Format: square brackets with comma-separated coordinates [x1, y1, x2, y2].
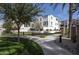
[36, 15, 61, 33]
[20, 24, 30, 32]
[20, 15, 61, 33]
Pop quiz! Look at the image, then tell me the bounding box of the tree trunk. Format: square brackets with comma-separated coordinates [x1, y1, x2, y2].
[17, 25, 20, 42]
[68, 3, 72, 38]
[23, 32, 24, 36]
[63, 22, 66, 36]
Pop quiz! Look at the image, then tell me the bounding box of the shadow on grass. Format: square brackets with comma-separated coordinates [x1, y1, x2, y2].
[0, 37, 44, 55]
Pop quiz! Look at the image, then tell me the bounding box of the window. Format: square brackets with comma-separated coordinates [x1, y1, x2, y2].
[56, 19, 58, 21]
[51, 17, 53, 19]
[50, 29, 52, 31]
[31, 24, 34, 27]
[40, 18, 42, 21]
[24, 24, 29, 27]
[43, 21, 48, 27]
[51, 22, 52, 25]
[46, 29, 49, 31]
[40, 29, 43, 31]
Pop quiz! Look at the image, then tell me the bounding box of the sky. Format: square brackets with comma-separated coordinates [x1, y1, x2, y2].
[0, 3, 79, 25]
[39, 3, 79, 21]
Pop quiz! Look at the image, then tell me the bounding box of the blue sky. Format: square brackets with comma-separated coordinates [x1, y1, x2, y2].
[39, 3, 79, 21]
[0, 3, 79, 25]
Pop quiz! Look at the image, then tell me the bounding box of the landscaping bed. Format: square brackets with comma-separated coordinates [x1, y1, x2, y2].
[0, 37, 44, 55]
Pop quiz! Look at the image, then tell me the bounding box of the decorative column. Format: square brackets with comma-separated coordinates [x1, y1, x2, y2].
[71, 24, 77, 43]
[77, 24, 79, 42]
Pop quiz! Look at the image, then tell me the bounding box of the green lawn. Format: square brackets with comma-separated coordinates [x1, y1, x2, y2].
[36, 35, 46, 38]
[14, 32, 32, 36]
[1, 32, 17, 37]
[13, 32, 47, 38]
[0, 37, 44, 55]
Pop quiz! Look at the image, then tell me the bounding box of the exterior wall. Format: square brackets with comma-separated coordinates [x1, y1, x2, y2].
[44, 15, 61, 32]
[20, 24, 30, 32]
[20, 15, 61, 33]
[48, 15, 55, 27]
[30, 22, 35, 28]
[43, 27, 60, 33]
[36, 16, 44, 27]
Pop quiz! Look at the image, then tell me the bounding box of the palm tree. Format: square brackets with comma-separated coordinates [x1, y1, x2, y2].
[51, 3, 78, 38]
[0, 3, 42, 42]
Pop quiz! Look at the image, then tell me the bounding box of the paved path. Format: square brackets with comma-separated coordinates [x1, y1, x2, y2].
[29, 35, 72, 55]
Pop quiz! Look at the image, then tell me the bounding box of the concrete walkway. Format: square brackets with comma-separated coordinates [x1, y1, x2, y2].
[29, 35, 72, 55]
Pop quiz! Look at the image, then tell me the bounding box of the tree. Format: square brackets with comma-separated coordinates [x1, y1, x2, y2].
[3, 20, 13, 33]
[51, 3, 78, 38]
[34, 21, 43, 31]
[0, 3, 42, 42]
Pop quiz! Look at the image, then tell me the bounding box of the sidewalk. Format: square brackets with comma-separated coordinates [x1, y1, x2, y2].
[29, 35, 72, 55]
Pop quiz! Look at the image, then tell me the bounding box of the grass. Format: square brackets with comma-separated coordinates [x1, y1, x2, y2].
[0, 41, 24, 55]
[1, 31, 61, 37]
[37, 35, 46, 38]
[14, 32, 47, 38]
[14, 32, 61, 36]
[0, 37, 43, 55]
[14, 32, 32, 36]
[1, 32, 17, 37]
